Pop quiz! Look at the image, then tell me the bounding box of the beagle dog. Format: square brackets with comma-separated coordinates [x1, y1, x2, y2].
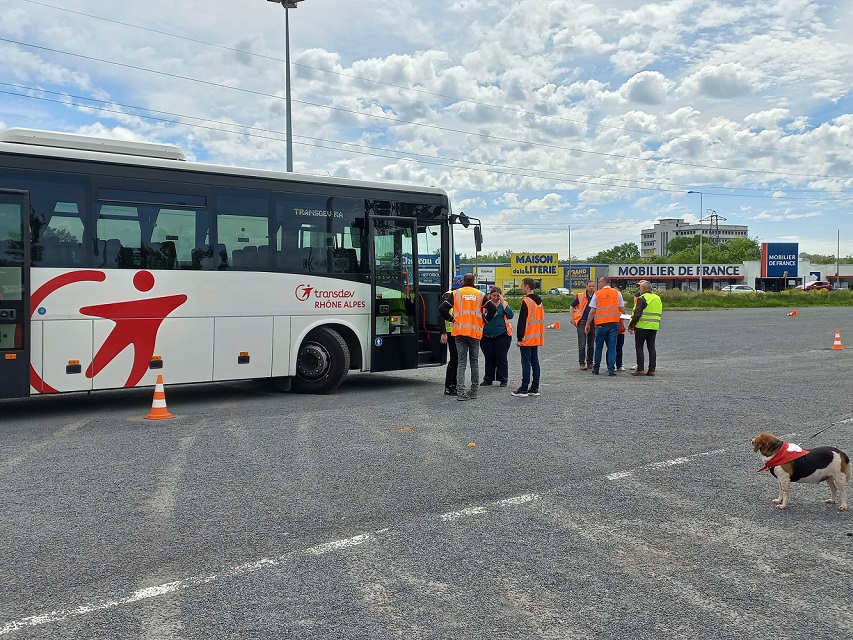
[752, 433, 849, 511]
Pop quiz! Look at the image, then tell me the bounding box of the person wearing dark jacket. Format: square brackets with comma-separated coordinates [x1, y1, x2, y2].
[438, 273, 497, 400]
[480, 286, 514, 387]
[438, 275, 465, 395]
[511, 278, 545, 398]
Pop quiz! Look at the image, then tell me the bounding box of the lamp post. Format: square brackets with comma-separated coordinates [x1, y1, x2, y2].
[688, 191, 703, 292]
[267, 0, 306, 172]
[567, 224, 572, 292]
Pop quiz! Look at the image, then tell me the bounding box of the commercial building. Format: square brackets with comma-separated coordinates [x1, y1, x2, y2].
[457, 245, 852, 293]
[641, 218, 749, 257]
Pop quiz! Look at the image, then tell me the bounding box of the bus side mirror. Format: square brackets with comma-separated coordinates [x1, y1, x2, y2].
[474, 225, 483, 252]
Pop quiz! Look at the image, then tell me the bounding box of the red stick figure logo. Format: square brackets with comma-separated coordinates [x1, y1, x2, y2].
[30, 270, 187, 392]
[295, 284, 313, 301]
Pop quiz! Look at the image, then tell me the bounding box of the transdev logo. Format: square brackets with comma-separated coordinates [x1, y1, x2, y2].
[295, 284, 314, 301]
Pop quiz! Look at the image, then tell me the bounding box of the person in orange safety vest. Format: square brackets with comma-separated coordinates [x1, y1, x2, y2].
[438, 273, 496, 401]
[511, 277, 545, 398]
[584, 276, 625, 376]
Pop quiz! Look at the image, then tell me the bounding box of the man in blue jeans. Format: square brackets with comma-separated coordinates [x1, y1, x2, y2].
[584, 276, 625, 377]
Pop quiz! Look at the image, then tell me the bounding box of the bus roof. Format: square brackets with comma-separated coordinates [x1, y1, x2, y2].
[0, 127, 450, 199]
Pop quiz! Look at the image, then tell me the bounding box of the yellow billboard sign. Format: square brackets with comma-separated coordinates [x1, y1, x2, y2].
[511, 253, 559, 276]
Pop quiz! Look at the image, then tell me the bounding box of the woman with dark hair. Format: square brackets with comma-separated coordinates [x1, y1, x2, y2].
[480, 286, 514, 387]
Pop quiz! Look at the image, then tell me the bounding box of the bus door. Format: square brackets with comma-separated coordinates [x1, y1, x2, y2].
[370, 216, 418, 372]
[0, 190, 31, 399]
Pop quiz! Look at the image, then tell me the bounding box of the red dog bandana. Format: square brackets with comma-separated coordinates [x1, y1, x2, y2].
[758, 442, 809, 472]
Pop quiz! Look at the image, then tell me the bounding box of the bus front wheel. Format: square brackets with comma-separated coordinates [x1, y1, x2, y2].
[292, 327, 350, 394]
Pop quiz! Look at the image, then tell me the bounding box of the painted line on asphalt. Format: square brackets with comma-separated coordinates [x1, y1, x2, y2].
[0, 493, 540, 636]
[606, 448, 728, 480]
[2, 443, 739, 636]
[4, 444, 734, 637]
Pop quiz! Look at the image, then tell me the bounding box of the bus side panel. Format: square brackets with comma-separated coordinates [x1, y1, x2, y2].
[90, 318, 214, 390]
[213, 316, 273, 381]
[139, 317, 214, 386]
[30, 320, 43, 395]
[42, 320, 94, 393]
[271, 316, 292, 378]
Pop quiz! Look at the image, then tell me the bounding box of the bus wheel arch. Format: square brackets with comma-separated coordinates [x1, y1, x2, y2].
[292, 326, 350, 394]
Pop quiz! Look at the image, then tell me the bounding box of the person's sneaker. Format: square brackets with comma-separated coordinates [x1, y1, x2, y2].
[528, 389, 540, 396]
[630, 365, 638, 371]
[608, 370, 617, 377]
[579, 364, 588, 370]
[591, 368, 599, 375]
[499, 382, 508, 387]
[457, 393, 471, 401]
[480, 381, 493, 386]
[617, 366, 627, 371]
[469, 391, 478, 399]
[444, 387, 457, 396]
[511, 388, 529, 397]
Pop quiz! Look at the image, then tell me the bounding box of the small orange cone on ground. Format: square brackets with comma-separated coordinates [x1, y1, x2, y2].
[832, 330, 844, 351]
[546, 321, 561, 329]
[786, 309, 797, 316]
[145, 374, 173, 420]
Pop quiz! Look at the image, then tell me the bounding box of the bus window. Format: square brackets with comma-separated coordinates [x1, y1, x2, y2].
[150, 209, 201, 269]
[96, 204, 141, 268]
[216, 192, 271, 271]
[274, 193, 365, 276]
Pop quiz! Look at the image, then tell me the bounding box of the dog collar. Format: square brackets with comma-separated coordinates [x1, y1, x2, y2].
[758, 441, 809, 472]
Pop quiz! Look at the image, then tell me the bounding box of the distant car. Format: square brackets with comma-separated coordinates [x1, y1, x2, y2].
[796, 280, 834, 291]
[720, 284, 764, 294]
[547, 287, 571, 295]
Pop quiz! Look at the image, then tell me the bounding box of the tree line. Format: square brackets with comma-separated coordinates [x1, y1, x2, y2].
[460, 238, 853, 265]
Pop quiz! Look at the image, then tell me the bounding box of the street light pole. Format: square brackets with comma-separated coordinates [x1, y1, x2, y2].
[267, 0, 306, 172]
[688, 191, 703, 292]
[567, 224, 572, 291]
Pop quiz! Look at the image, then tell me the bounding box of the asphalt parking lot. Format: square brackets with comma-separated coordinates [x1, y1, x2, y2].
[1, 307, 852, 639]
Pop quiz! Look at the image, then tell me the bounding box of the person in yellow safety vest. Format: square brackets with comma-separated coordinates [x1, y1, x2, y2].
[511, 277, 545, 398]
[628, 279, 663, 376]
[438, 272, 496, 401]
[570, 280, 596, 370]
[438, 275, 465, 395]
[584, 275, 626, 376]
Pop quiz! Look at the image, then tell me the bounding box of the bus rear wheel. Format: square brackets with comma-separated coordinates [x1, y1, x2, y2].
[292, 327, 350, 394]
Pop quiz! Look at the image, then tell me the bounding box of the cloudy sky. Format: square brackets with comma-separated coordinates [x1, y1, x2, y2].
[1, 0, 852, 259]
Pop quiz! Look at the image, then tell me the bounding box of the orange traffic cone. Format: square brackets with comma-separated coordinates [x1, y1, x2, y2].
[145, 374, 173, 419]
[546, 321, 561, 329]
[786, 309, 797, 316]
[832, 329, 844, 351]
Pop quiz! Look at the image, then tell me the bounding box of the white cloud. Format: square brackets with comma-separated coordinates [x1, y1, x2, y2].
[620, 71, 673, 105]
[686, 63, 758, 100]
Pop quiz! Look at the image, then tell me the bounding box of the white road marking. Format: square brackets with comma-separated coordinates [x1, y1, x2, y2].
[0, 417, 92, 472]
[306, 533, 374, 555]
[440, 506, 488, 521]
[1, 445, 727, 636]
[606, 448, 727, 480]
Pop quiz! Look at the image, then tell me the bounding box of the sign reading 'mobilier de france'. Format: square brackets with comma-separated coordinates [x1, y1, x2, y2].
[615, 264, 743, 277]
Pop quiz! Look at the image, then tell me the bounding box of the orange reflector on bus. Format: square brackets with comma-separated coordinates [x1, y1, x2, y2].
[238, 351, 250, 364]
[68, 359, 80, 365]
[5, 353, 16, 360]
[239, 351, 249, 356]
[151, 355, 162, 361]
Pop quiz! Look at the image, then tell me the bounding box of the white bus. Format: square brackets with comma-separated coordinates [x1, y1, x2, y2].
[0, 129, 468, 398]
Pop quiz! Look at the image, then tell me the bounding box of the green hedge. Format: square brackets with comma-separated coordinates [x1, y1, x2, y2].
[505, 289, 853, 312]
